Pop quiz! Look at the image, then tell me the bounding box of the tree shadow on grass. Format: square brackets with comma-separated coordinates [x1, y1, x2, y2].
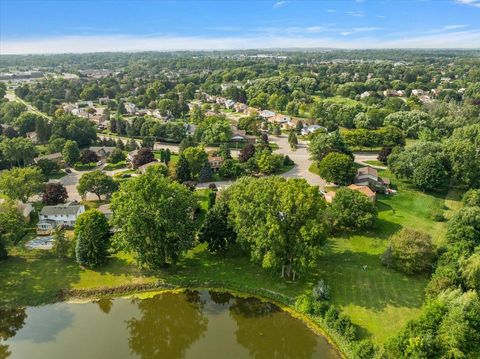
[0, 256, 81, 307]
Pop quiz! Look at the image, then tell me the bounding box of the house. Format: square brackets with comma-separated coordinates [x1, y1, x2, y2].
[0, 199, 34, 221]
[231, 127, 247, 142]
[411, 89, 426, 97]
[185, 123, 197, 136]
[347, 184, 376, 203]
[37, 202, 85, 234]
[137, 160, 159, 174]
[208, 156, 224, 172]
[124, 102, 137, 115]
[234, 102, 248, 113]
[301, 125, 325, 136]
[127, 149, 139, 163]
[360, 91, 371, 99]
[272, 114, 292, 129]
[354, 166, 390, 190]
[34, 152, 63, 164]
[324, 184, 376, 204]
[98, 97, 110, 105]
[259, 110, 276, 119]
[224, 99, 236, 109]
[26, 131, 38, 143]
[383, 89, 404, 97]
[89, 146, 115, 158]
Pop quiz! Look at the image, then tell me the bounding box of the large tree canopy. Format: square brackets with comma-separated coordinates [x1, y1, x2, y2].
[225, 176, 330, 278]
[111, 172, 197, 269]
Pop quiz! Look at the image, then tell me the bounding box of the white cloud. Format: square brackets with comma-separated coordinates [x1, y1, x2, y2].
[455, 0, 480, 7]
[346, 11, 365, 17]
[327, 9, 336, 13]
[306, 26, 324, 33]
[273, 1, 287, 8]
[443, 24, 468, 30]
[2, 30, 480, 54]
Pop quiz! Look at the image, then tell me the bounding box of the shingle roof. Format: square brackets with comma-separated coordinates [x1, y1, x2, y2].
[348, 184, 376, 198]
[357, 166, 378, 177]
[40, 202, 84, 216]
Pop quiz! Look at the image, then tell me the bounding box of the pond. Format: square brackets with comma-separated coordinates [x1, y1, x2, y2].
[0, 290, 339, 359]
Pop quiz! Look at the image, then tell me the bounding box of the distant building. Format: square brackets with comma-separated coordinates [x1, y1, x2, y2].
[34, 152, 63, 164]
[124, 102, 137, 115]
[324, 184, 376, 204]
[301, 125, 325, 136]
[259, 110, 276, 119]
[89, 146, 115, 158]
[354, 166, 390, 191]
[208, 156, 224, 172]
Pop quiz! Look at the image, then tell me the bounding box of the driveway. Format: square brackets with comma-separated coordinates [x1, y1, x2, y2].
[354, 151, 387, 169]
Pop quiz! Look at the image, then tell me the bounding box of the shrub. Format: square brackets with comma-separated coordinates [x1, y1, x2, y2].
[353, 340, 378, 359]
[295, 294, 314, 314]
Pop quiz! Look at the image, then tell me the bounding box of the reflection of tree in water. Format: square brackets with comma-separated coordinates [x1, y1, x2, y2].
[126, 290, 208, 359]
[96, 298, 113, 314]
[229, 297, 318, 359]
[0, 307, 27, 359]
[208, 290, 233, 305]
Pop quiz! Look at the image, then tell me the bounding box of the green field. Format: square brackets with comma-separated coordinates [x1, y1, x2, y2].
[0, 174, 461, 345]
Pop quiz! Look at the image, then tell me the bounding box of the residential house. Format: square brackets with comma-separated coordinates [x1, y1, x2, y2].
[259, 110, 276, 119]
[324, 184, 376, 204]
[0, 199, 34, 221]
[224, 99, 236, 109]
[234, 102, 248, 113]
[301, 125, 325, 136]
[26, 131, 38, 143]
[137, 160, 159, 174]
[127, 149, 139, 164]
[98, 97, 110, 105]
[360, 91, 371, 99]
[34, 152, 63, 164]
[354, 166, 390, 191]
[272, 114, 292, 129]
[37, 202, 85, 234]
[208, 156, 224, 172]
[89, 146, 115, 158]
[124, 102, 137, 115]
[231, 126, 247, 142]
[411, 89, 426, 97]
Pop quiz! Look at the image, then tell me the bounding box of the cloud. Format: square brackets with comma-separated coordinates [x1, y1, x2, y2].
[2, 30, 480, 54]
[306, 26, 324, 33]
[346, 11, 365, 17]
[327, 9, 336, 13]
[273, 1, 287, 8]
[455, 0, 480, 7]
[341, 27, 382, 36]
[443, 24, 468, 30]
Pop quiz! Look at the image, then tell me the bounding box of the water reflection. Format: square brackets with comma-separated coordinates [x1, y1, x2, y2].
[96, 298, 113, 314]
[126, 291, 208, 359]
[229, 297, 318, 359]
[0, 307, 27, 359]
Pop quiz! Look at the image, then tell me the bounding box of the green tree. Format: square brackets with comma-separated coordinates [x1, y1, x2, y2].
[308, 130, 351, 162]
[107, 148, 126, 163]
[175, 155, 191, 183]
[0, 167, 44, 202]
[288, 131, 298, 149]
[62, 140, 80, 165]
[47, 137, 66, 154]
[317, 152, 356, 185]
[256, 151, 283, 175]
[382, 228, 435, 274]
[182, 146, 208, 179]
[462, 189, 480, 208]
[0, 137, 36, 167]
[35, 158, 59, 177]
[75, 209, 110, 267]
[462, 250, 480, 291]
[412, 154, 449, 191]
[226, 177, 330, 279]
[330, 187, 377, 229]
[77, 170, 118, 200]
[0, 199, 25, 259]
[198, 161, 213, 182]
[198, 202, 236, 253]
[111, 172, 197, 269]
[52, 227, 70, 260]
[194, 116, 232, 145]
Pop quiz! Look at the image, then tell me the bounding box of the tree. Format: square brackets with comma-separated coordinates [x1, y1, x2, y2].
[412, 154, 449, 191]
[330, 188, 377, 229]
[75, 209, 110, 267]
[238, 143, 255, 163]
[179, 135, 196, 152]
[226, 177, 330, 278]
[198, 161, 213, 182]
[218, 159, 244, 179]
[382, 228, 436, 274]
[198, 202, 236, 253]
[0, 167, 44, 202]
[47, 137, 66, 154]
[462, 250, 480, 291]
[317, 152, 356, 185]
[77, 170, 118, 200]
[218, 143, 231, 159]
[0, 200, 25, 259]
[288, 131, 298, 149]
[52, 227, 70, 260]
[256, 151, 283, 175]
[462, 189, 480, 208]
[308, 130, 351, 162]
[447, 206, 480, 248]
[132, 147, 154, 168]
[182, 146, 208, 179]
[194, 116, 232, 145]
[377, 147, 392, 164]
[111, 172, 197, 269]
[36, 158, 59, 177]
[0, 137, 36, 167]
[62, 140, 80, 165]
[35, 116, 51, 143]
[79, 149, 99, 164]
[384, 110, 431, 138]
[107, 148, 126, 163]
[42, 182, 68, 205]
[175, 155, 191, 183]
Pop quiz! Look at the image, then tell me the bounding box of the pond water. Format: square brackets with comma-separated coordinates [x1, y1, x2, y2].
[0, 290, 339, 359]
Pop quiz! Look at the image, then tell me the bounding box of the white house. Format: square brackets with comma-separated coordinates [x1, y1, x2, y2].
[301, 125, 325, 136]
[124, 102, 137, 115]
[224, 99, 236, 109]
[259, 110, 276, 119]
[37, 202, 85, 233]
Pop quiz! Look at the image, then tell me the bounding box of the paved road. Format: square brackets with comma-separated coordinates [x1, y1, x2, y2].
[353, 151, 387, 169]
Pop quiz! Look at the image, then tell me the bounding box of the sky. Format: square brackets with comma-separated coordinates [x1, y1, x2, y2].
[1, 0, 479, 54]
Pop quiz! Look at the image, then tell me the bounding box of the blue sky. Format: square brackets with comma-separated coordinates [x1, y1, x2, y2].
[1, 0, 479, 53]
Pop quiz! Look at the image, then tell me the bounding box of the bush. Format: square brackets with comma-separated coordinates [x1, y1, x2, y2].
[312, 279, 330, 301]
[382, 228, 436, 274]
[74, 162, 97, 171]
[295, 294, 314, 314]
[353, 340, 377, 359]
[330, 188, 377, 230]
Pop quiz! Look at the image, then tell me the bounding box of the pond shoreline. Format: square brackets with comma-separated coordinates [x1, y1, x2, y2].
[58, 281, 347, 359]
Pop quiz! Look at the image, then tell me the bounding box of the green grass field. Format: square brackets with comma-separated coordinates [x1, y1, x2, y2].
[0, 173, 462, 345]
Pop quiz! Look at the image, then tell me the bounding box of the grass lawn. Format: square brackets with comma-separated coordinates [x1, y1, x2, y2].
[47, 171, 67, 180]
[0, 172, 462, 346]
[103, 161, 127, 171]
